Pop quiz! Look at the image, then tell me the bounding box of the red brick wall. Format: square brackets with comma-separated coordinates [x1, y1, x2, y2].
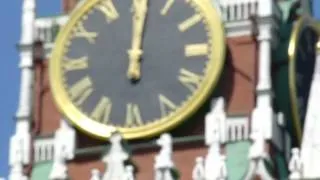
[222, 36, 258, 115]
[33, 60, 61, 136]
[62, 0, 78, 14]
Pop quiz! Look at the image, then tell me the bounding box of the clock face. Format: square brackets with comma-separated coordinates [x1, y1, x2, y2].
[50, 0, 225, 139]
[288, 17, 319, 142]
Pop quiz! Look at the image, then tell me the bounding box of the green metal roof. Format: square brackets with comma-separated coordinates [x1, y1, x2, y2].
[31, 161, 53, 180]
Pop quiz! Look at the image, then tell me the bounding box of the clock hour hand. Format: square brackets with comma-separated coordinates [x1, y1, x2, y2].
[127, 0, 149, 80]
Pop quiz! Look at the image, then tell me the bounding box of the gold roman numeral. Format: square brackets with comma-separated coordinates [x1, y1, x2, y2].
[125, 103, 143, 127]
[69, 76, 93, 106]
[161, 0, 174, 16]
[90, 96, 112, 124]
[178, 68, 203, 92]
[96, 0, 119, 23]
[159, 94, 177, 117]
[178, 14, 202, 32]
[73, 22, 98, 44]
[185, 43, 208, 57]
[63, 56, 88, 71]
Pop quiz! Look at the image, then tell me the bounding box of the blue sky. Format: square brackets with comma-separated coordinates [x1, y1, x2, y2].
[0, 1, 60, 177]
[314, 0, 320, 20]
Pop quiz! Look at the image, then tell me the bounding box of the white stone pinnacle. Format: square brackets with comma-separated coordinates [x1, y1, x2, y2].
[102, 132, 129, 180]
[192, 157, 205, 180]
[155, 133, 175, 180]
[49, 119, 76, 180]
[90, 169, 101, 180]
[289, 148, 302, 180]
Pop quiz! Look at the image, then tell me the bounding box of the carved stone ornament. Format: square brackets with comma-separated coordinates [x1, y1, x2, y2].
[90, 169, 101, 180]
[192, 157, 205, 180]
[289, 148, 303, 180]
[49, 120, 76, 180]
[102, 132, 130, 180]
[154, 133, 177, 180]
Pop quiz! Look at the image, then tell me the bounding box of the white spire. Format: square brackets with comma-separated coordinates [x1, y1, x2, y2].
[16, 0, 35, 118]
[9, 0, 36, 179]
[21, 0, 35, 45]
[289, 148, 303, 180]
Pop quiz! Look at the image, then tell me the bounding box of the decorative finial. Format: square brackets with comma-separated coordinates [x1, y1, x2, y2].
[124, 165, 135, 180]
[248, 129, 265, 159]
[90, 168, 101, 180]
[289, 148, 303, 180]
[217, 155, 228, 180]
[192, 157, 205, 180]
[49, 119, 76, 180]
[155, 133, 177, 180]
[102, 131, 130, 180]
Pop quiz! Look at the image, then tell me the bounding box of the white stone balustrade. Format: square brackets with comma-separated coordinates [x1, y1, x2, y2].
[34, 0, 281, 54]
[220, 0, 258, 21]
[34, 15, 68, 52]
[33, 136, 55, 162]
[220, 0, 281, 22]
[226, 116, 249, 141]
[32, 116, 250, 164]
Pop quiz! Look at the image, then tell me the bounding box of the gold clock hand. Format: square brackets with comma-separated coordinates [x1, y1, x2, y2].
[127, 0, 149, 80]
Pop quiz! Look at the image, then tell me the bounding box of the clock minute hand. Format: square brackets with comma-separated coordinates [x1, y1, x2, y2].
[127, 0, 149, 80]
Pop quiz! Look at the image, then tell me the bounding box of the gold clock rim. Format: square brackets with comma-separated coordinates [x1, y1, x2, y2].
[49, 0, 226, 140]
[288, 15, 320, 144]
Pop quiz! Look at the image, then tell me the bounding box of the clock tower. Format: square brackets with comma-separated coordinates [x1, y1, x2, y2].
[8, 0, 320, 180]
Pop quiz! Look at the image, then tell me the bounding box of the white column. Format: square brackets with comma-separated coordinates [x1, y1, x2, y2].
[9, 0, 35, 179]
[251, 23, 274, 140]
[256, 24, 272, 107]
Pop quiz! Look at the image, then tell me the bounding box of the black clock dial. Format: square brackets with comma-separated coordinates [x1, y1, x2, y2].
[288, 17, 319, 143]
[50, 0, 225, 139]
[63, 1, 209, 126]
[293, 27, 317, 120]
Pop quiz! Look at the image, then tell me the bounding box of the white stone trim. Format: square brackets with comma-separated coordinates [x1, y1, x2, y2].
[220, 0, 259, 22]
[31, 116, 250, 163]
[225, 20, 253, 37]
[33, 137, 54, 162]
[34, 15, 68, 44]
[226, 116, 249, 141]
